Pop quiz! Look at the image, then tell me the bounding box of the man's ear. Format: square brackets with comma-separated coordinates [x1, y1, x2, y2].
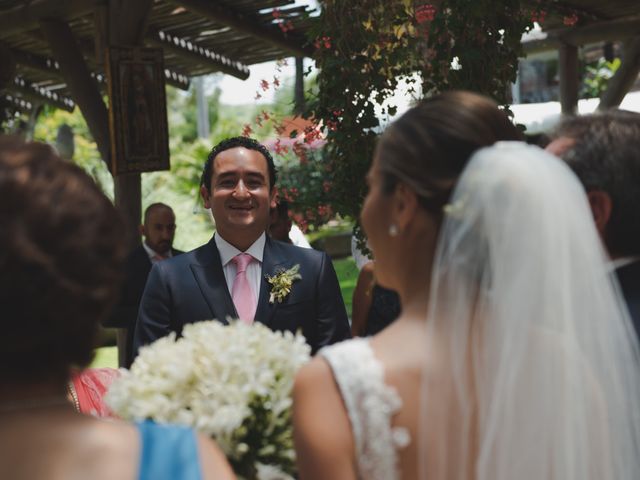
[200, 185, 211, 209]
[587, 190, 612, 238]
[269, 188, 278, 210]
[138, 224, 146, 237]
[392, 182, 418, 232]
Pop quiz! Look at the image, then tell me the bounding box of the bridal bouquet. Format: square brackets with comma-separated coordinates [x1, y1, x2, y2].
[106, 321, 311, 479]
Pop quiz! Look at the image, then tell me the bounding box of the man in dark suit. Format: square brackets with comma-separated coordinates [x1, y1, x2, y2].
[105, 203, 183, 367]
[547, 110, 640, 336]
[133, 137, 350, 359]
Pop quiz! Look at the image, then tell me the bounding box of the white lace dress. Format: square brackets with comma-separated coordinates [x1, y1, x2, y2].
[320, 338, 410, 480]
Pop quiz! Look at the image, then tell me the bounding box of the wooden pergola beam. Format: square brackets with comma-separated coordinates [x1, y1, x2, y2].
[40, 18, 110, 164]
[599, 36, 640, 110]
[148, 27, 250, 79]
[172, 0, 313, 58]
[11, 76, 75, 112]
[0, 0, 99, 41]
[524, 13, 640, 54]
[12, 43, 189, 99]
[3, 94, 33, 113]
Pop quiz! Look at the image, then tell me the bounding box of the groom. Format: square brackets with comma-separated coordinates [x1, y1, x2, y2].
[132, 137, 350, 359]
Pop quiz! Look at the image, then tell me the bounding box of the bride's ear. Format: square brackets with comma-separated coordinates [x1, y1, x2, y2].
[392, 182, 419, 232]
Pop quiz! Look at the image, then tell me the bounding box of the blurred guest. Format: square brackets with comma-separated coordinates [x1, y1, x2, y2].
[351, 261, 400, 337]
[548, 110, 640, 336]
[67, 368, 120, 418]
[270, 200, 312, 248]
[269, 200, 293, 243]
[105, 203, 183, 368]
[0, 137, 233, 480]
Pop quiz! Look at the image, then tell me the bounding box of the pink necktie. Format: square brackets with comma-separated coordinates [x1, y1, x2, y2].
[231, 253, 257, 324]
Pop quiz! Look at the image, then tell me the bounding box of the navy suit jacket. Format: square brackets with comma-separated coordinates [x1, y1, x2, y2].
[615, 259, 640, 340]
[133, 236, 351, 358]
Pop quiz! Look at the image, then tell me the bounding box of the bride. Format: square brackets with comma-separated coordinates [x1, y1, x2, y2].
[292, 91, 640, 480]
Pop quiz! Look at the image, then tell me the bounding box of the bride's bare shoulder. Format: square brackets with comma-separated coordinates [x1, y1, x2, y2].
[293, 353, 358, 480]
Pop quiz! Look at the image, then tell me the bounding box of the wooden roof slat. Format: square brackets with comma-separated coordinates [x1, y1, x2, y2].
[524, 12, 640, 54]
[171, 0, 312, 58]
[11, 76, 75, 112]
[0, 0, 100, 41]
[148, 26, 250, 79]
[3, 93, 33, 113]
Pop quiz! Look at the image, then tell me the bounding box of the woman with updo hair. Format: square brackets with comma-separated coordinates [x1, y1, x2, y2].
[0, 136, 233, 480]
[293, 91, 640, 480]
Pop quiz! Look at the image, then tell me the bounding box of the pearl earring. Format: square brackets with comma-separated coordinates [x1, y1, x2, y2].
[388, 224, 399, 237]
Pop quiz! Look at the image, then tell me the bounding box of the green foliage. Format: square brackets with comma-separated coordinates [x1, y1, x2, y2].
[582, 57, 621, 99]
[275, 146, 336, 232]
[33, 107, 114, 198]
[303, 0, 535, 231]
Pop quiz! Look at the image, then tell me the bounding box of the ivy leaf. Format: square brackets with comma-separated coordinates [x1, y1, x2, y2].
[289, 130, 298, 138]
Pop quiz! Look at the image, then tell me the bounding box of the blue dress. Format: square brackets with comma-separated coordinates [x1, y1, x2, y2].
[137, 421, 202, 480]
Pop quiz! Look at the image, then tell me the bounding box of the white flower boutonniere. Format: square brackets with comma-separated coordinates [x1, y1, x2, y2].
[266, 264, 301, 304]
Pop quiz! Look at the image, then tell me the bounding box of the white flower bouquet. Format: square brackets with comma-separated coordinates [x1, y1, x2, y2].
[106, 320, 311, 479]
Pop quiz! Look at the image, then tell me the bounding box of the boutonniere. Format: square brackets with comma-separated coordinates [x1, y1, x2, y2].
[265, 264, 302, 304]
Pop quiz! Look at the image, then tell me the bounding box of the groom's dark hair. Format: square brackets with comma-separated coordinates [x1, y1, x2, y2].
[554, 110, 640, 257]
[201, 136, 277, 192]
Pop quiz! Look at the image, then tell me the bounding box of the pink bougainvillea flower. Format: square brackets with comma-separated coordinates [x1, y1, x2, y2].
[260, 79, 270, 91]
[323, 180, 332, 193]
[242, 124, 253, 137]
[563, 13, 578, 26]
[531, 9, 546, 23]
[279, 21, 294, 33]
[274, 138, 289, 155]
[273, 77, 281, 88]
[415, 4, 437, 24]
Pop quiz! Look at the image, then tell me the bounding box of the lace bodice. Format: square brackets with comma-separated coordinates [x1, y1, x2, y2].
[320, 338, 410, 480]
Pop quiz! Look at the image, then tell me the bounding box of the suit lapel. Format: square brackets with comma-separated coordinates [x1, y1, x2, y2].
[190, 238, 236, 324]
[254, 238, 287, 327]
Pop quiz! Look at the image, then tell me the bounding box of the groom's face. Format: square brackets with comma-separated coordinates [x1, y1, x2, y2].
[201, 147, 276, 248]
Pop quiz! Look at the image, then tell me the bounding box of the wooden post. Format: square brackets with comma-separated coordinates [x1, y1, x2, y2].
[294, 56, 305, 114]
[40, 18, 110, 163]
[107, 0, 154, 368]
[598, 36, 640, 110]
[559, 43, 579, 115]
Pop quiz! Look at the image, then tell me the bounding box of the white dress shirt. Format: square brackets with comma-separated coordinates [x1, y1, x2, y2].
[214, 232, 266, 304]
[142, 242, 174, 264]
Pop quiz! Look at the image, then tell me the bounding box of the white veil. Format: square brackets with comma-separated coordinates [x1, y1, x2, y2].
[420, 142, 640, 480]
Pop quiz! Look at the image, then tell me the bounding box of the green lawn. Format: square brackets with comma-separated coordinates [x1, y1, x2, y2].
[92, 256, 360, 369]
[91, 345, 118, 369]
